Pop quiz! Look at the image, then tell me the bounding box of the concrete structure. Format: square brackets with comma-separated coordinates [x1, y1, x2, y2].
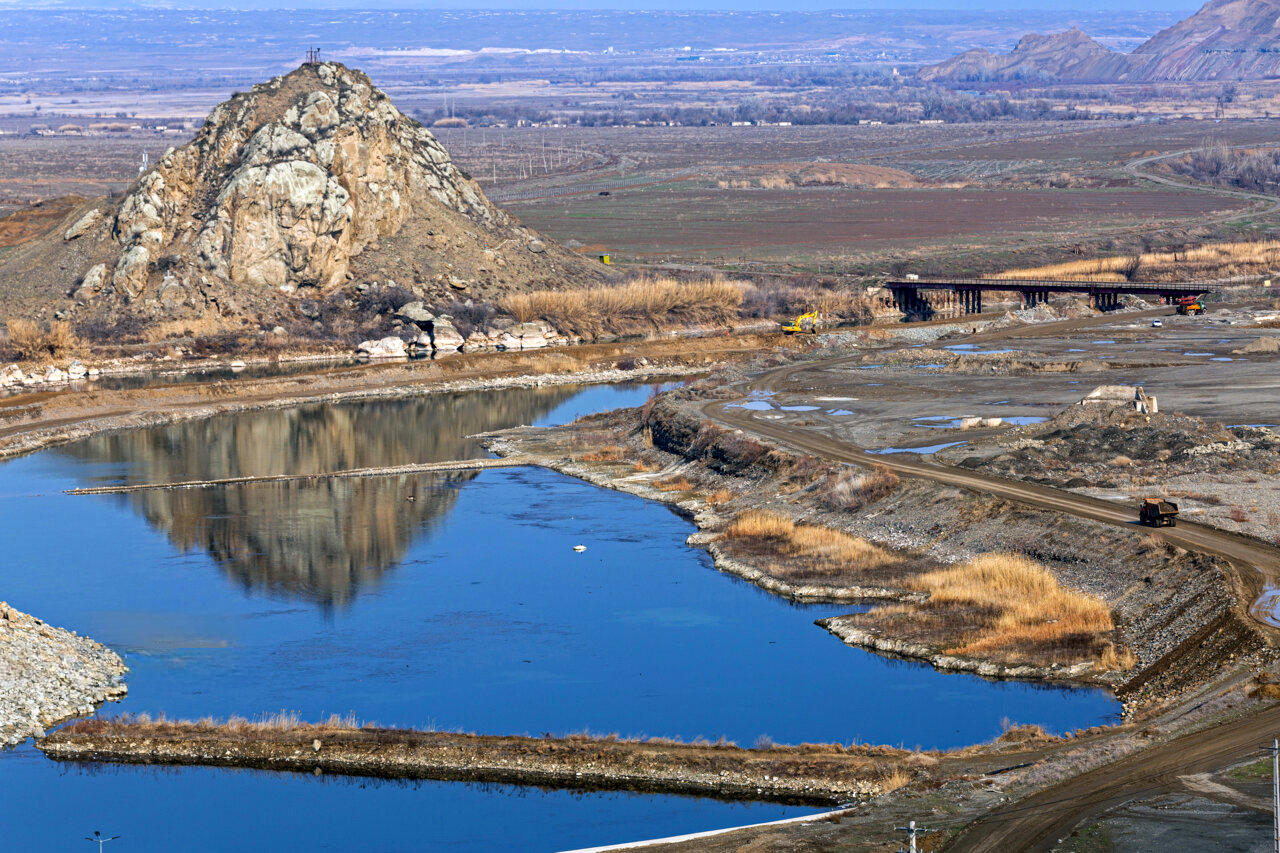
[883, 278, 1212, 317]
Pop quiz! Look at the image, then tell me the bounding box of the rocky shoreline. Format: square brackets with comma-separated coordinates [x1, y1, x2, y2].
[0, 601, 126, 747]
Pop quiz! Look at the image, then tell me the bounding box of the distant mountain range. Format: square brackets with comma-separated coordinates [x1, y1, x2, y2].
[922, 0, 1280, 82]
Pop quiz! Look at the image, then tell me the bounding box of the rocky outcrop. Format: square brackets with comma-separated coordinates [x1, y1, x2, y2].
[63, 209, 103, 241]
[0, 601, 127, 745]
[56, 61, 603, 326]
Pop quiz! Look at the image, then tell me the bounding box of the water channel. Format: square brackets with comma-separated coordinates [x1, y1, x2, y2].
[0, 382, 1119, 850]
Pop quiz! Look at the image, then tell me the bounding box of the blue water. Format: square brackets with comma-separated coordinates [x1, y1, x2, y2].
[0, 381, 1118, 850]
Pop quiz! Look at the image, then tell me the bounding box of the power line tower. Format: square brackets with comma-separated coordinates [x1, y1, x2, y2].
[305, 47, 322, 66]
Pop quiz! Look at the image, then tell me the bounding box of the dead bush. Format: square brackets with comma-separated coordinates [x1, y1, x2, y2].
[820, 465, 899, 512]
[4, 319, 76, 360]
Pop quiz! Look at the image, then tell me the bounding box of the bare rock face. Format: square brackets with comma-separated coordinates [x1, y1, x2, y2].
[88, 62, 595, 322]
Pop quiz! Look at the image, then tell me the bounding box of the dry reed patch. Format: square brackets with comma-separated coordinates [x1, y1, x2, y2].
[907, 553, 1119, 665]
[721, 510, 902, 581]
[498, 278, 745, 338]
[3, 319, 77, 360]
[994, 240, 1280, 283]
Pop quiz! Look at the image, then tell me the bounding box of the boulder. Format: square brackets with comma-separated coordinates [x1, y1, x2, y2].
[396, 301, 435, 326]
[355, 336, 407, 358]
[42, 366, 68, 384]
[0, 365, 24, 386]
[526, 239, 546, 254]
[513, 322, 549, 349]
[464, 330, 496, 350]
[63, 209, 103, 241]
[408, 332, 433, 355]
[72, 264, 108, 301]
[496, 332, 522, 351]
[66, 360, 87, 380]
[430, 320, 465, 351]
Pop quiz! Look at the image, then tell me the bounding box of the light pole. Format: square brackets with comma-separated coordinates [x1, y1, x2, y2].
[85, 831, 120, 852]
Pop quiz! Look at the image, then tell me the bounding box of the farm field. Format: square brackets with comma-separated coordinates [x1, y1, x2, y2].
[508, 184, 1244, 262]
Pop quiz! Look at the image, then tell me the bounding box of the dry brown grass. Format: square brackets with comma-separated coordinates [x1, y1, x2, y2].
[577, 445, 628, 463]
[995, 240, 1280, 283]
[632, 459, 660, 473]
[723, 510, 899, 571]
[653, 475, 696, 492]
[820, 465, 899, 512]
[499, 278, 745, 338]
[909, 553, 1116, 660]
[705, 488, 735, 507]
[4, 318, 77, 360]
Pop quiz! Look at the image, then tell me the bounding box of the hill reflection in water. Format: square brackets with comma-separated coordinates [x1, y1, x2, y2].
[62, 387, 583, 607]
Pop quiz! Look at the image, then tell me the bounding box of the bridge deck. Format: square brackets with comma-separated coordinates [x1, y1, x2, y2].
[885, 278, 1209, 294]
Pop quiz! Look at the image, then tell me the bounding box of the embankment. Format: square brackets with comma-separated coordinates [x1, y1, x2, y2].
[39, 718, 913, 804]
[0, 601, 126, 746]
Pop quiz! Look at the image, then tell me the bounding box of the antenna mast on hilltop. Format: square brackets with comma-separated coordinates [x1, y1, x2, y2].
[305, 47, 322, 66]
[138, 150, 148, 175]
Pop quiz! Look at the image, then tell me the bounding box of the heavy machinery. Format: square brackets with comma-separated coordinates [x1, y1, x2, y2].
[1139, 497, 1179, 527]
[1175, 295, 1205, 316]
[781, 312, 819, 334]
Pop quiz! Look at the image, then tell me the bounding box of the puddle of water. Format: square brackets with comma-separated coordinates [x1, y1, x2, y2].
[1211, 357, 1234, 362]
[855, 365, 882, 370]
[1003, 416, 1049, 426]
[814, 396, 856, 402]
[729, 400, 774, 411]
[779, 405, 820, 412]
[869, 441, 967, 455]
[921, 364, 945, 369]
[1065, 348, 1087, 353]
[0, 381, 1116, 850]
[827, 409, 854, 416]
[1090, 340, 1116, 345]
[1183, 352, 1214, 356]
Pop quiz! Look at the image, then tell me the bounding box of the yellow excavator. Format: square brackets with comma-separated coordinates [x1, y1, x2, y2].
[780, 312, 819, 334]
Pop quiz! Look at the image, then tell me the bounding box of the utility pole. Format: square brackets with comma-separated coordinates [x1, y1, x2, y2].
[896, 820, 932, 853]
[85, 832, 120, 852]
[1268, 738, 1280, 853]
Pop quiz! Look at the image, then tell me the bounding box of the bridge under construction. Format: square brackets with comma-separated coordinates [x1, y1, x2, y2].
[882, 278, 1212, 316]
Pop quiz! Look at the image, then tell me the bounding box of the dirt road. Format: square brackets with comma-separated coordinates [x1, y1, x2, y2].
[943, 701, 1280, 852]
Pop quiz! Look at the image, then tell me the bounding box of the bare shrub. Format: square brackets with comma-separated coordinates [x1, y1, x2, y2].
[3, 319, 77, 360]
[820, 465, 899, 512]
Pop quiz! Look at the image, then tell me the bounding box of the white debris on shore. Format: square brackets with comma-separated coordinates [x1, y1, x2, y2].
[0, 601, 126, 746]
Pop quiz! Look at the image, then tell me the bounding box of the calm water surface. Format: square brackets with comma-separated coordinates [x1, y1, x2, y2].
[0, 382, 1119, 850]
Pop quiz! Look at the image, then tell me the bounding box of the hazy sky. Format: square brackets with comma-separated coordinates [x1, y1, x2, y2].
[7, 0, 1206, 10]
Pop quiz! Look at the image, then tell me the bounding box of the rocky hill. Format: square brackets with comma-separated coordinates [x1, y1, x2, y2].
[0, 62, 606, 336]
[919, 28, 1133, 83]
[921, 0, 1280, 83]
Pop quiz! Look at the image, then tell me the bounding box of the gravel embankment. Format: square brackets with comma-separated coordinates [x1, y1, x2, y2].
[0, 601, 126, 746]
